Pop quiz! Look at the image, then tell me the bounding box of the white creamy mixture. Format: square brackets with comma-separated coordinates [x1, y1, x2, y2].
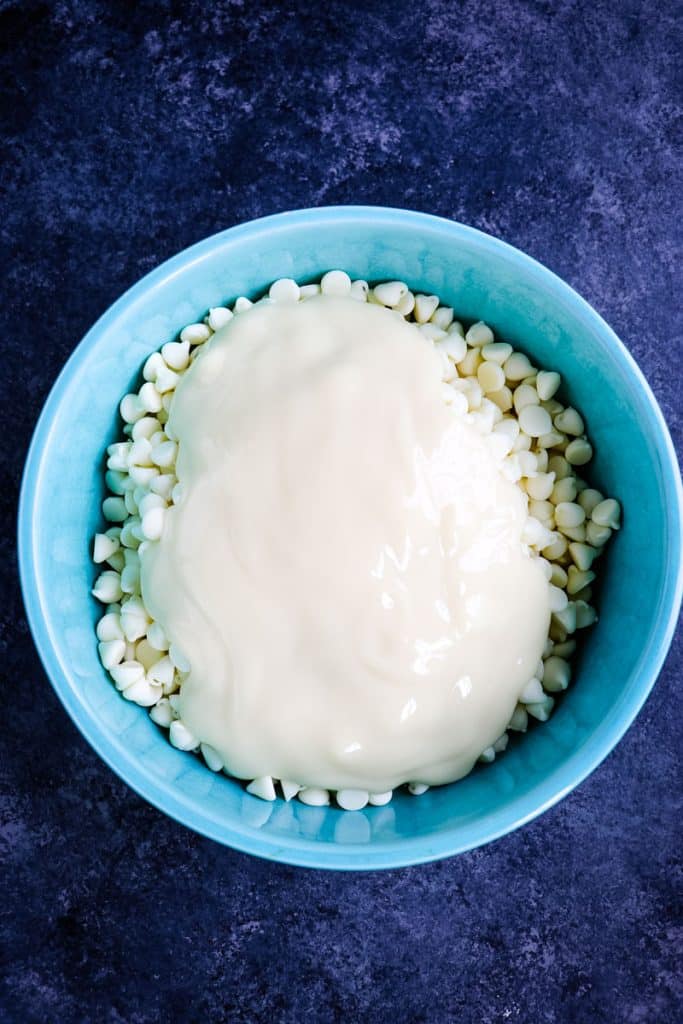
[141, 295, 550, 792]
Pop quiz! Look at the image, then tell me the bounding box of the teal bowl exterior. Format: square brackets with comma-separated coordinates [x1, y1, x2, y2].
[18, 207, 683, 869]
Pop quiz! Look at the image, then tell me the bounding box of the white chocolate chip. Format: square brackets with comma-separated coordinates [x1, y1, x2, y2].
[180, 323, 211, 345]
[298, 787, 330, 806]
[465, 321, 494, 346]
[169, 719, 199, 751]
[591, 498, 621, 529]
[372, 280, 408, 307]
[208, 307, 233, 331]
[320, 270, 352, 296]
[336, 789, 370, 811]
[518, 404, 552, 438]
[536, 371, 561, 401]
[414, 294, 440, 323]
[246, 775, 277, 800]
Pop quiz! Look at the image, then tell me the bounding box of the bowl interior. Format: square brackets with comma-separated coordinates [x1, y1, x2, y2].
[19, 208, 682, 868]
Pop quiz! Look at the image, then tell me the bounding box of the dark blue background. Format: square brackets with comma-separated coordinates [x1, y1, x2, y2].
[2, 2, 681, 1022]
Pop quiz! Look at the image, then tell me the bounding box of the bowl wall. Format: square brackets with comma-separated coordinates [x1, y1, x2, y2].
[18, 207, 683, 869]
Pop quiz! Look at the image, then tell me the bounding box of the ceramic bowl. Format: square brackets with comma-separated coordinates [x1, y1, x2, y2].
[18, 207, 683, 869]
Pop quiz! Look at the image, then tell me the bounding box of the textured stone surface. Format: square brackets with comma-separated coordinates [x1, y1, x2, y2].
[2, 1, 681, 1022]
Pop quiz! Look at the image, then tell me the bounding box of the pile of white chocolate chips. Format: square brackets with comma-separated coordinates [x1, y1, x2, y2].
[92, 271, 621, 811]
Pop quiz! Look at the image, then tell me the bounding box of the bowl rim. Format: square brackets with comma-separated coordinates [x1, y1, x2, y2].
[17, 205, 683, 870]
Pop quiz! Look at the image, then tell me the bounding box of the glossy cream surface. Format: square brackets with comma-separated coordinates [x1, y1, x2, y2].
[141, 295, 550, 791]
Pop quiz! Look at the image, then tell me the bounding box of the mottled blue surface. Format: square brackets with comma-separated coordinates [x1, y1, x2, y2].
[2, 1, 681, 1022]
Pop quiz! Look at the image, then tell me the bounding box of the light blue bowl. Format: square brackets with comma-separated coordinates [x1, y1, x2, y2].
[18, 207, 683, 869]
